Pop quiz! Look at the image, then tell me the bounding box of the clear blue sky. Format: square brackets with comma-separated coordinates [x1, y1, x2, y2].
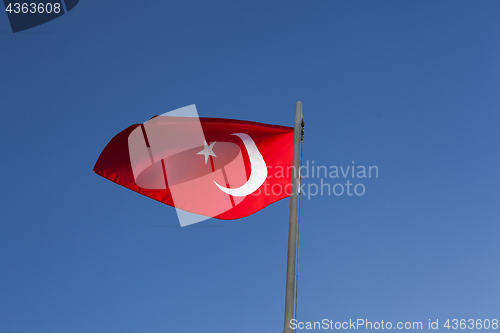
[1, 1, 499, 332]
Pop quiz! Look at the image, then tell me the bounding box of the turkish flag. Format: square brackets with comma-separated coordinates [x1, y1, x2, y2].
[93, 116, 294, 222]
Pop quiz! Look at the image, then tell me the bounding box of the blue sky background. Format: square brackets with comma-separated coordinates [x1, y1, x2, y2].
[1, 1, 500, 332]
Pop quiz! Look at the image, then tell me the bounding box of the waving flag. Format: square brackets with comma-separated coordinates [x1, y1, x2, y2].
[93, 105, 294, 225]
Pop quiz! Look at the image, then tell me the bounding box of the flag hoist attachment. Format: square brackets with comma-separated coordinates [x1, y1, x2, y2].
[283, 101, 305, 333]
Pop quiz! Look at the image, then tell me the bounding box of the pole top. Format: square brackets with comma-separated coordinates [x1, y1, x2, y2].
[295, 101, 304, 123]
[295, 101, 304, 142]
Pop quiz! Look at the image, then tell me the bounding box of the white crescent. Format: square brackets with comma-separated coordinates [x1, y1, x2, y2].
[214, 133, 267, 197]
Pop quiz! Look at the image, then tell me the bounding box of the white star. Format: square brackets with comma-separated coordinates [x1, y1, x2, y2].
[197, 140, 217, 164]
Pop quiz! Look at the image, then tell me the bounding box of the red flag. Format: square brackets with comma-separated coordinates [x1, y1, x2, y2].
[93, 116, 294, 221]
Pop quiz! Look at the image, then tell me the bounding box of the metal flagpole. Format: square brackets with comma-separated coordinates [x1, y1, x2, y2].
[283, 101, 304, 333]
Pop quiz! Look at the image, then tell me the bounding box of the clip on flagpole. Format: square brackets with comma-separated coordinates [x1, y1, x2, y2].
[283, 101, 304, 333]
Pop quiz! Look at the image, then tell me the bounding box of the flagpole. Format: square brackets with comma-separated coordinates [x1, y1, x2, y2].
[283, 101, 304, 333]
